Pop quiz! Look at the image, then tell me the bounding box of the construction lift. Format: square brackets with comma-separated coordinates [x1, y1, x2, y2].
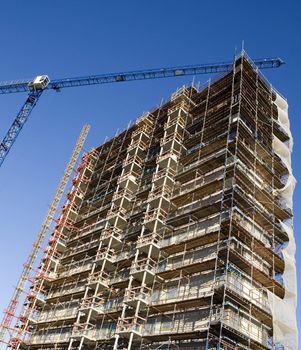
[0, 54, 284, 348]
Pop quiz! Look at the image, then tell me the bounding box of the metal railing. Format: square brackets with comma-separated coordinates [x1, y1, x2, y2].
[95, 248, 116, 263]
[131, 258, 157, 275]
[58, 258, 93, 278]
[144, 208, 168, 223]
[30, 331, 72, 344]
[117, 316, 145, 335]
[88, 270, 110, 287]
[137, 232, 162, 248]
[124, 286, 151, 304]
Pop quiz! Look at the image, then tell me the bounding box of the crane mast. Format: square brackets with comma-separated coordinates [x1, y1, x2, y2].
[0, 125, 90, 346]
[0, 91, 42, 167]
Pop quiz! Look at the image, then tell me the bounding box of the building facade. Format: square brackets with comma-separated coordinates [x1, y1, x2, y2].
[12, 54, 297, 350]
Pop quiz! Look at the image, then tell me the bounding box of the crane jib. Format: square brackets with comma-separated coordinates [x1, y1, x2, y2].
[0, 54, 285, 169]
[0, 57, 284, 95]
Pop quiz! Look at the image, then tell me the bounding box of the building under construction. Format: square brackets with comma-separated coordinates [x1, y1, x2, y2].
[9, 53, 297, 350]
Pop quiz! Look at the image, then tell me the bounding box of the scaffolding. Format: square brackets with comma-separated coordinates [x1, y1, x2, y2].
[6, 52, 297, 350]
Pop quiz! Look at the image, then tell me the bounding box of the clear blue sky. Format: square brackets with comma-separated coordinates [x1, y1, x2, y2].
[0, 0, 300, 341]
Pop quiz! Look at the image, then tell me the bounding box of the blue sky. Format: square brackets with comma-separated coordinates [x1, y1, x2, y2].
[0, 0, 300, 342]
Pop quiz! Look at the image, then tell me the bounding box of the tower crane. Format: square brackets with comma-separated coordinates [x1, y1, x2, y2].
[0, 56, 284, 168]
